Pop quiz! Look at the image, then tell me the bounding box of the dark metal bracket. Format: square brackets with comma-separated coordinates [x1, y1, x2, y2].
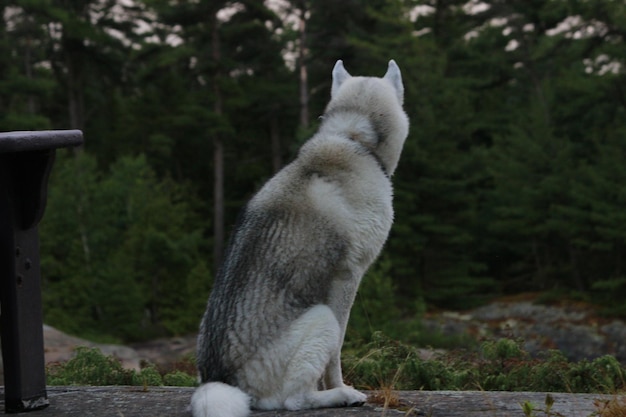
[0, 130, 83, 413]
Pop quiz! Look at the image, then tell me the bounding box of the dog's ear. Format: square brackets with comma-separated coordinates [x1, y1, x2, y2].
[331, 60, 351, 98]
[383, 60, 404, 105]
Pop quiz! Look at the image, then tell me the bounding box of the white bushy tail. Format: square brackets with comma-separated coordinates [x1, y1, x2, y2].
[190, 382, 251, 417]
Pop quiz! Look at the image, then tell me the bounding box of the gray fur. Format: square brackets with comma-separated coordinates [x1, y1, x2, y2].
[193, 59, 409, 417]
[197, 202, 347, 384]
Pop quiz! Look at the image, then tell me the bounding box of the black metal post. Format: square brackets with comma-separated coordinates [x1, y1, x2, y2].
[0, 130, 83, 413]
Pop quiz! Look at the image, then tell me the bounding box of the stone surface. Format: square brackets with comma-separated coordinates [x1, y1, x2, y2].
[130, 335, 197, 369]
[2, 297, 625, 387]
[0, 387, 621, 417]
[0, 326, 143, 385]
[42, 325, 141, 371]
[422, 298, 626, 363]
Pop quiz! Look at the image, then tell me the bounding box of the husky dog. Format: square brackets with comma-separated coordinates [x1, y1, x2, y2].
[191, 60, 409, 417]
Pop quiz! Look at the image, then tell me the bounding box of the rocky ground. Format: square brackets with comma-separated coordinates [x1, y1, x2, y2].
[2, 295, 624, 383]
[41, 326, 197, 372]
[43, 297, 626, 369]
[421, 295, 626, 363]
[4, 387, 622, 417]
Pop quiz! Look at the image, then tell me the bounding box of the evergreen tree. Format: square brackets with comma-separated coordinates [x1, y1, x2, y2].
[476, 0, 626, 298]
[6, 0, 626, 342]
[0, 3, 54, 130]
[41, 154, 208, 340]
[13, 0, 136, 136]
[137, 0, 295, 267]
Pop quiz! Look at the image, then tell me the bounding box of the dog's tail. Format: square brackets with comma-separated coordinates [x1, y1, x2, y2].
[190, 382, 251, 417]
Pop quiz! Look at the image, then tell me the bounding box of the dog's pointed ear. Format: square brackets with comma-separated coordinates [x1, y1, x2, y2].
[331, 60, 351, 98]
[383, 60, 404, 105]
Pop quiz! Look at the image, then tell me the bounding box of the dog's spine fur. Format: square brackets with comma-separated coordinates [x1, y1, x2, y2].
[190, 382, 251, 417]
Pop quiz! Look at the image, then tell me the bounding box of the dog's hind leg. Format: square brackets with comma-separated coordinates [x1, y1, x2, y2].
[258, 304, 367, 410]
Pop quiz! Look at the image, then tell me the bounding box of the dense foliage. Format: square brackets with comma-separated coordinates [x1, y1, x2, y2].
[344, 333, 626, 394]
[46, 346, 197, 386]
[46, 338, 626, 396]
[3, 0, 626, 341]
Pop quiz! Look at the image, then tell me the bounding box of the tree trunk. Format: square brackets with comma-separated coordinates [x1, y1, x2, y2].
[270, 115, 282, 173]
[211, 14, 225, 270]
[568, 243, 585, 292]
[63, 37, 86, 158]
[23, 38, 36, 115]
[298, 5, 309, 129]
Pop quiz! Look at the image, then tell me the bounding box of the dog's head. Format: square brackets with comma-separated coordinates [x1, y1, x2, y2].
[326, 60, 409, 176]
[332, 60, 404, 105]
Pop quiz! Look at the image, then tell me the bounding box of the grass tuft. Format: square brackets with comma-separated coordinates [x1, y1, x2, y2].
[46, 346, 198, 387]
[594, 396, 626, 417]
[343, 332, 626, 394]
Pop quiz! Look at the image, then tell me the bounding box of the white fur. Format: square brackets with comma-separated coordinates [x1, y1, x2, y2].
[383, 60, 404, 105]
[327, 67, 409, 176]
[190, 382, 251, 417]
[192, 59, 407, 417]
[240, 305, 366, 410]
[331, 60, 351, 97]
[192, 306, 366, 417]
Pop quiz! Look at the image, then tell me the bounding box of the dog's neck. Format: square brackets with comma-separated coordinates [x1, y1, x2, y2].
[319, 107, 389, 177]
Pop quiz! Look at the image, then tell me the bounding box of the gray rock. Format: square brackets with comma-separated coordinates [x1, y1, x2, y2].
[43, 325, 141, 370]
[1, 387, 619, 417]
[424, 298, 626, 364]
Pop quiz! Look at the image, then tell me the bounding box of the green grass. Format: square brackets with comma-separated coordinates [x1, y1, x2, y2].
[46, 346, 197, 387]
[48, 336, 626, 397]
[343, 332, 626, 394]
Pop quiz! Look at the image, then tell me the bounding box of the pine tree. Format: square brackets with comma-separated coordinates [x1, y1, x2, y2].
[41, 153, 208, 340]
[0, 3, 54, 130]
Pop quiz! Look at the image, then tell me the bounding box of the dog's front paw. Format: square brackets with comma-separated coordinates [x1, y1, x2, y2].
[340, 386, 367, 407]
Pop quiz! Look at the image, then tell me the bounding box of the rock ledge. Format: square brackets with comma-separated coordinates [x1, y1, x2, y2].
[2, 386, 622, 417]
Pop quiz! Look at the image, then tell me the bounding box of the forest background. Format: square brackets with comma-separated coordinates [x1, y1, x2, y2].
[3, 0, 626, 345]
